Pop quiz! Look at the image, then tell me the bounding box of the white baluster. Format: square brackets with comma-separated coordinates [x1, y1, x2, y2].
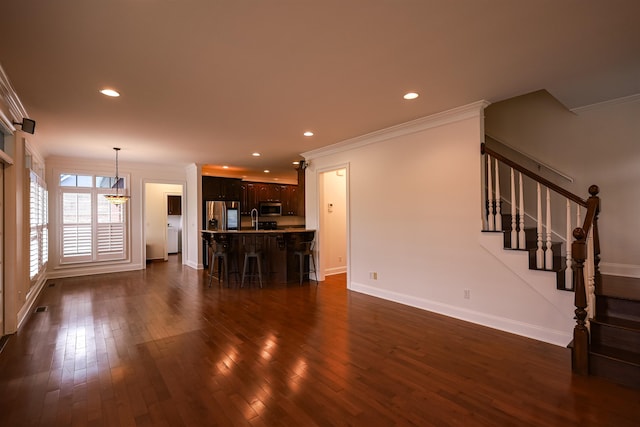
[510, 168, 517, 249]
[545, 188, 553, 270]
[487, 155, 495, 231]
[495, 159, 502, 231]
[565, 200, 573, 290]
[536, 183, 544, 269]
[518, 172, 525, 249]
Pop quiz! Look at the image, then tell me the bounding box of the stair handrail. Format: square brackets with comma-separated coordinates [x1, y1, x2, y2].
[571, 185, 601, 375]
[481, 143, 601, 376]
[481, 143, 587, 207]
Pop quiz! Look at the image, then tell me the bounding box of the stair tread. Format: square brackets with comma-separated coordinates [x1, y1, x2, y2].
[592, 316, 640, 331]
[590, 344, 640, 365]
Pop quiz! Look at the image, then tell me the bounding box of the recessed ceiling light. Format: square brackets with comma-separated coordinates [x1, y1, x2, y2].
[264, 170, 270, 173]
[252, 152, 261, 157]
[292, 161, 300, 165]
[222, 165, 229, 169]
[403, 92, 419, 100]
[100, 88, 120, 97]
[303, 131, 314, 137]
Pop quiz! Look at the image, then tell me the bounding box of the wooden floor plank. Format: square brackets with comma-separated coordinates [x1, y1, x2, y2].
[1, 256, 639, 426]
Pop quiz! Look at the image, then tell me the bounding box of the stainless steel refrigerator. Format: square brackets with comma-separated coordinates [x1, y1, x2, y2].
[205, 200, 240, 231]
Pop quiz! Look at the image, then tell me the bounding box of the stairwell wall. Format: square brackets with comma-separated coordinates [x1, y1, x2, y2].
[303, 101, 575, 346]
[485, 90, 640, 278]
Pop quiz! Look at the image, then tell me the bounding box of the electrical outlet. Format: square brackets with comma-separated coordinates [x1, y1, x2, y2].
[464, 289, 471, 299]
[369, 272, 378, 280]
[338, 256, 342, 262]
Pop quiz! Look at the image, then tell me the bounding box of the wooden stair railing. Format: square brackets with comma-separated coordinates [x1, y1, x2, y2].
[571, 185, 601, 375]
[480, 143, 600, 375]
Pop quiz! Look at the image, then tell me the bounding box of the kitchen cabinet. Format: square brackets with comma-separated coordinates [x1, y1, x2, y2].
[240, 182, 259, 215]
[239, 182, 301, 216]
[202, 176, 241, 201]
[167, 195, 182, 215]
[280, 185, 299, 216]
[256, 183, 281, 202]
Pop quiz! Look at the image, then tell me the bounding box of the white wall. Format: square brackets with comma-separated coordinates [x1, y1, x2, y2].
[304, 101, 574, 346]
[46, 156, 187, 278]
[485, 91, 640, 277]
[145, 183, 182, 260]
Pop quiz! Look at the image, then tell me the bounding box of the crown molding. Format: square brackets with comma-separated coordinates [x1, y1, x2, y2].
[302, 100, 490, 160]
[571, 93, 640, 114]
[0, 63, 28, 132]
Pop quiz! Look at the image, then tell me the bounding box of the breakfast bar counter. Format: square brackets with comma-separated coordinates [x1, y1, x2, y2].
[201, 229, 316, 285]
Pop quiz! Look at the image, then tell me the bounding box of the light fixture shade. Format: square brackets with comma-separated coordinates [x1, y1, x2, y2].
[104, 194, 130, 205]
[106, 147, 130, 205]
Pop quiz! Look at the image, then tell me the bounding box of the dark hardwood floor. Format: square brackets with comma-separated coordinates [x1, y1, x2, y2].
[1, 256, 638, 426]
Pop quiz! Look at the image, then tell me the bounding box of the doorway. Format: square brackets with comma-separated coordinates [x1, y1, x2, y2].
[144, 182, 184, 263]
[318, 167, 348, 282]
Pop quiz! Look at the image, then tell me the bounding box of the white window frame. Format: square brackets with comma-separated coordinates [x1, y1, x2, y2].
[59, 172, 130, 265]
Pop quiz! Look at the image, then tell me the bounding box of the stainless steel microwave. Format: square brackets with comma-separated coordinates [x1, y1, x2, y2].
[259, 201, 282, 216]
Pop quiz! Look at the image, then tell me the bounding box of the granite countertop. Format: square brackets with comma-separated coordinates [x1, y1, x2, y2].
[201, 229, 315, 234]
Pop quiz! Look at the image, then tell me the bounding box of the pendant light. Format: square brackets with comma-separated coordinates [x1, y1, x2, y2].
[104, 147, 130, 205]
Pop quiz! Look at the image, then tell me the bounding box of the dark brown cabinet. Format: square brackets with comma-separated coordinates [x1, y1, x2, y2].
[202, 176, 241, 201]
[167, 195, 182, 215]
[280, 185, 299, 216]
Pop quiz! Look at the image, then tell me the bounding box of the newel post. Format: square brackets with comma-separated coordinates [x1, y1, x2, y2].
[588, 185, 601, 293]
[572, 227, 589, 375]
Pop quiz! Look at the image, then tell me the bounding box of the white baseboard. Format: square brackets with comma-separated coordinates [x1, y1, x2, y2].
[17, 275, 49, 331]
[349, 281, 572, 347]
[47, 262, 145, 279]
[599, 262, 640, 278]
[325, 266, 347, 276]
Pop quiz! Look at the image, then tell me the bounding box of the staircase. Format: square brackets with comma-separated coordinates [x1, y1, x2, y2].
[589, 275, 640, 389]
[481, 142, 640, 389]
[501, 214, 570, 291]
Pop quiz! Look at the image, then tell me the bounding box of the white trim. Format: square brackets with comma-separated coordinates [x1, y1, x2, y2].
[47, 262, 144, 280]
[599, 262, 640, 278]
[571, 93, 640, 114]
[303, 100, 490, 160]
[16, 274, 48, 330]
[324, 266, 347, 276]
[349, 281, 571, 347]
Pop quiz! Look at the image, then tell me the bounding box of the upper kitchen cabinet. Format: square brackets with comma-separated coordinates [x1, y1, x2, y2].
[280, 185, 299, 216]
[256, 183, 281, 202]
[167, 195, 182, 215]
[202, 176, 241, 201]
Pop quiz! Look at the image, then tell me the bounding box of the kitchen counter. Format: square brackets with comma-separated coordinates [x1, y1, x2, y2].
[201, 229, 316, 285]
[201, 228, 315, 234]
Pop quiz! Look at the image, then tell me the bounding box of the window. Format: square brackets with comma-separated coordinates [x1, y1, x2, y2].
[30, 171, 48, 281]
[60, 173, 128, 264]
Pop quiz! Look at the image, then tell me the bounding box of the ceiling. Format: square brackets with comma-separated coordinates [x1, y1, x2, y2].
[0, 1, 638, 182]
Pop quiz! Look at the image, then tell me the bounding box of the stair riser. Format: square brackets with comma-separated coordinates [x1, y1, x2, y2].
[596, 297, 640, 323]
[589, 354, 640, 390]
[591, 323, 640, 354]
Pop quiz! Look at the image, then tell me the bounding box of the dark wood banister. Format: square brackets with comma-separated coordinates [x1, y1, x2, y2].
[571, 185, 601, 375]
[481, 143, 587, 207]
[481, 143, 601, 377]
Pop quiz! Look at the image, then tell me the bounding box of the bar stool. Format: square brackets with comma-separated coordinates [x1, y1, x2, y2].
[209, 235, 237, 287]
[294, 238, 317, 286]
[241, 235, 264, 288]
